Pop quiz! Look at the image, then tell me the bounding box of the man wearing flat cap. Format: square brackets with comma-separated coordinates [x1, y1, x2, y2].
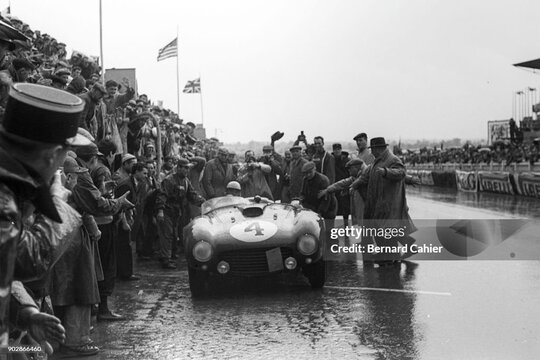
[112, 153, 137, 183]
[319, 158, 366, 226]
[156, 158, 205, 269]
[0, 83, 93, 355]
[78, 82, 107, 138]
[352, 132, 375, 165]
[202, 147, 235, 199]
[300, 161, 337, 220]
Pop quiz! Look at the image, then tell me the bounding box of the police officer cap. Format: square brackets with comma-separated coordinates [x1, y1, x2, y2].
[1, 83, 90, 146]
[177, 157, 190, 167]
[345, 158, 364, 168]
[301, 161, 316, 173]
[226, 181, 241, 191]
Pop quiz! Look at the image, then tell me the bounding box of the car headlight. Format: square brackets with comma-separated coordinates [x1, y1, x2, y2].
[297, 234, 318, 255]
[192, 241, 213, 262]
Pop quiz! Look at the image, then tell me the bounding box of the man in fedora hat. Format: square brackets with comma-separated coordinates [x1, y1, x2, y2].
[352, 137, 417, 265]
[0, 83, 93, 355]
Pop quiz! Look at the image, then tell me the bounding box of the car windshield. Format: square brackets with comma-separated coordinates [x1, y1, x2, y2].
[201, 196, 251, 215]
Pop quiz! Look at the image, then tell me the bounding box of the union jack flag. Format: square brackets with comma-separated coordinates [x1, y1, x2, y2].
[183, 78, 201, 93]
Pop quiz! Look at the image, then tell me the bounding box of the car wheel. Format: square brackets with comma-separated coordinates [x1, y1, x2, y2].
[188, 267, 209, 297]
[304, 260, 326, 289]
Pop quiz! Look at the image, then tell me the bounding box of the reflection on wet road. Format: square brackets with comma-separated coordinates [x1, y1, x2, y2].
[83, 190, 540, 360]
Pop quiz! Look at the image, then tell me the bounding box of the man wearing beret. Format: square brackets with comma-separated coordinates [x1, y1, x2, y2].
[156, 158, 205, 269]
[0, 83, 92, 356]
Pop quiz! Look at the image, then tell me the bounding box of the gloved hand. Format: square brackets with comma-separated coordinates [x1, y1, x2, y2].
[50, 170, 71, 201]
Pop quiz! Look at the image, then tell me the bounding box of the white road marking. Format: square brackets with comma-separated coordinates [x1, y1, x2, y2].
[325, 285, 452, 296]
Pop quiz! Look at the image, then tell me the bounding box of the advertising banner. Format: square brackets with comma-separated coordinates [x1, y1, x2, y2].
[513, 172, 540, 198]
[487, 120, 510, 145]
[477, 171, 515, 195]
[455, 170, 477, 192]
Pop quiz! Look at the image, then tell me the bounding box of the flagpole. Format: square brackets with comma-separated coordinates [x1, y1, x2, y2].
[199, 75, 204, 125]
[99, 0, 105, 83]
[176, 26, 180, 117]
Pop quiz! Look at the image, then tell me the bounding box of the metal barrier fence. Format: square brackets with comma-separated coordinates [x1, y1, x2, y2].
[407, 162, 540, 173]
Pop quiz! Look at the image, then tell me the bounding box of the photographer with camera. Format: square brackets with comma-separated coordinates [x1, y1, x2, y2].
[238, 150, 273, 200]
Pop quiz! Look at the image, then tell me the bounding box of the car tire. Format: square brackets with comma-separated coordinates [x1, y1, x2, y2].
[188, 267, 209, 297]
[304, 260, 326, 289]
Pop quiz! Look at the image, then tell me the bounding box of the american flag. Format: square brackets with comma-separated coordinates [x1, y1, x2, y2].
[183, 78, 201, 93]
[157, 38, 177, 62]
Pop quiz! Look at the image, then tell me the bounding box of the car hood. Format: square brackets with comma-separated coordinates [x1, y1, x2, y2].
[186, 203, 322, 249]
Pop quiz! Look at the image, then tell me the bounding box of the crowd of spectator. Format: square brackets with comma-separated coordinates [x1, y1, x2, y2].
[400, 141, 540, 167]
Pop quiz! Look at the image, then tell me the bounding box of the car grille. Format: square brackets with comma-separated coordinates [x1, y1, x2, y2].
[220, 247, 294, 276]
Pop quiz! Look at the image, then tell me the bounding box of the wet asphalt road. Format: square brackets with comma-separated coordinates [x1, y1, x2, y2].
[79, 187, 540, 360]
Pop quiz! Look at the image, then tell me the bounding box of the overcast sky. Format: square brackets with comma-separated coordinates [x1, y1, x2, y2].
[7, 0, 540, 143]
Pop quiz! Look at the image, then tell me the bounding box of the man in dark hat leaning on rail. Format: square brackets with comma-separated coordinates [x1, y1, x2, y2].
[0, 83, 92, 356]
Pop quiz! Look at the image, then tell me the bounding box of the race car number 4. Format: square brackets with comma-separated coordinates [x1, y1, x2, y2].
[230, 221, 278, 242]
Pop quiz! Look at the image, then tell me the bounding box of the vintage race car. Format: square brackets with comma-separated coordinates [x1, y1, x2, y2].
[183, 195, 326, 296]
